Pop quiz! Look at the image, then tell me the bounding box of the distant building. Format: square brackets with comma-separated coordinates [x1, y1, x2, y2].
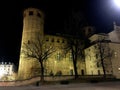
[85, 34, 112, 75]
[85, 22, 120, 78]
[0, 62, 15, 80]
[108, 22, 120, 78]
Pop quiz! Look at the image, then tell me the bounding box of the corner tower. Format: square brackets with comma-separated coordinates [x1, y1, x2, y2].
[18, 8, 44, 80]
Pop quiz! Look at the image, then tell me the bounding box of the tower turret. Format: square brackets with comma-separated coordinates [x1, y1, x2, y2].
[18, 8, 44, 80]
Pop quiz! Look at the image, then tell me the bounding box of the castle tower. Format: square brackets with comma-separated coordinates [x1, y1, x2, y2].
[82, 26, 95, 38]
[18, 8, 44, 80]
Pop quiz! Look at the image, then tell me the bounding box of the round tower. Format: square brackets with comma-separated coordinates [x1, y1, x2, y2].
[18, 8, 44, 80]
[22, 8, 44, 42]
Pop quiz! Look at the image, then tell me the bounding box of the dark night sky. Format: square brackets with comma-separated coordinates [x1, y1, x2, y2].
[0, 0, 120, 67]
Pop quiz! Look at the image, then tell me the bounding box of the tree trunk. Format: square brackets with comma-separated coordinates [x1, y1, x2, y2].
[40, 62, 44, 83]
[99, 42, 106, 79]
[73, 59, 78, 79]
[101, 59, 106, 78]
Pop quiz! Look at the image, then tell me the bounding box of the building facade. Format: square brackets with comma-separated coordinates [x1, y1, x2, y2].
[0, 62, 15, 81]
[18, 8, 92, 80]
[85, 34, 113, 75]
[108, 22, 120, 78]
[85, 22, 120, 78]
[18, 7, 120, 80]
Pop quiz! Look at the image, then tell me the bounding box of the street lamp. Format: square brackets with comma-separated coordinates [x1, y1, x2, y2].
[113, 0, 120, 9]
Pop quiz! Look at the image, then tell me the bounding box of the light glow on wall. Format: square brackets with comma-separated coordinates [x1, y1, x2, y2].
[0, 69, 5, 77]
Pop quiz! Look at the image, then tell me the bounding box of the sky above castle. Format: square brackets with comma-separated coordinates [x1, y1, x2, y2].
[0, 0, 120, 66]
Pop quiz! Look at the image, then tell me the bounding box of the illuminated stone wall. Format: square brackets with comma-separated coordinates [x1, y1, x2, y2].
[18, 8, 86, 80]
[18, 8, 44, 80]
[85, 34, 113, 75]
[89, 33, 109, 43]
[85, 26, 120, 79]
[108, 22, 120, 78]
[44, 35, 85, 76]
[109, 43, 120, 78]
[85, 44, 104, 75]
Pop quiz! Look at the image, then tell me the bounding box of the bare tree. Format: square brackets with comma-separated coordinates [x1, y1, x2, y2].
[63, 9, 89, 79]
[62, 35, 85, 79]
[96, 40, 113, 78]
[22, 36, 55, 83]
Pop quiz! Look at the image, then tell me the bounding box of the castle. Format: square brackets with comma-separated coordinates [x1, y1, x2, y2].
[17, 7, 120, 80]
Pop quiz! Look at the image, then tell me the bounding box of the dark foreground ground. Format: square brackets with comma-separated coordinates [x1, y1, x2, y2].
[0, 80, 120, 90]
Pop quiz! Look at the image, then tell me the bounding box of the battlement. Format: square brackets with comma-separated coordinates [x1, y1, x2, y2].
[0, 62, 13, 65]
[23, 7, 44, 18]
